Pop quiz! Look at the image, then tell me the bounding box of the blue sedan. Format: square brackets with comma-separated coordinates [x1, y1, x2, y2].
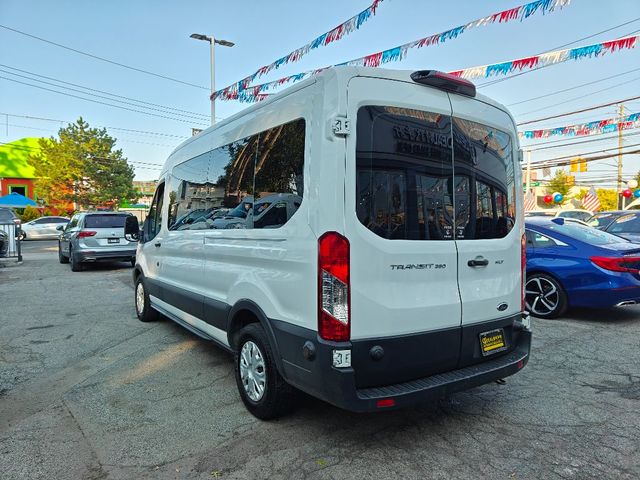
[525, 217, 640, 318]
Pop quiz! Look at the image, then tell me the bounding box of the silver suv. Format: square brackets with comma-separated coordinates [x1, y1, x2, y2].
[58, 212, 137, 271]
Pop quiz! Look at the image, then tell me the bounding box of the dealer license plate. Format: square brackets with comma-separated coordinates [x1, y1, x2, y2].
[108, 238, 120, 244]
[479, 328, 507, 356]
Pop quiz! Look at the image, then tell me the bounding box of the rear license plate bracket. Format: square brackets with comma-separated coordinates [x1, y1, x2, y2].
[479, 328, 507, 356]
[108, 238, 120, 244]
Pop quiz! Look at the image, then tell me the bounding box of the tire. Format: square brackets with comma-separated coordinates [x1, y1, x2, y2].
[58, 242, 69, 264]
[525, 273, 567, 319]
[135, 275, 159, 322]
[70, 246, 83, 272]
[235, 323, 294, 420]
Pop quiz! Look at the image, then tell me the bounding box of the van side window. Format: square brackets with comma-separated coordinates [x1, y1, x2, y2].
[452, 118, 515, 240]
[146, 182, 164, 240]
[167, 118, 305, 231]
[253, 119, 305, 229]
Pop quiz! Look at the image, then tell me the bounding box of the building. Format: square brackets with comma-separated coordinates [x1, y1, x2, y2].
[132, 180, 158, 206]
[0, 137, 39, 200]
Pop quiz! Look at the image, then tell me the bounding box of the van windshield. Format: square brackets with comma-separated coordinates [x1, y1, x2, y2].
[355, 106, 515, 241]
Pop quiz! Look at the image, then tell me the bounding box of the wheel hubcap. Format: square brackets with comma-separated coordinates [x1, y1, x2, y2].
[239, 340, 266, 402]
[525, 277, 559, 316]
[135, 282, 145, 314]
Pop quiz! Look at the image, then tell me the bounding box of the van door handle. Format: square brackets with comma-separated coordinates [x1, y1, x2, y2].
[154, 242, 161, 248]
[468, 257, 489, 267]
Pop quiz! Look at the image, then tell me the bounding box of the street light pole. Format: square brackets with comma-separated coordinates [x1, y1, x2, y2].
[209, 38, 216, 126]
[190, 33, 235, 127]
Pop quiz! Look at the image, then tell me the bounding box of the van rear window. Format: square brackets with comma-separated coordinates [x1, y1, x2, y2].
[356, 106, 515, 240]
[84, 215, 128, 228]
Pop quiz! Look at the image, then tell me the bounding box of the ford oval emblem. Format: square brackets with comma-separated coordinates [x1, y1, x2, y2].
[497, 302, 508, 312]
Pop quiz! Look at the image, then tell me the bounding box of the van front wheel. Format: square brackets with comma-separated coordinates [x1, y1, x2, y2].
[135, 275, 158, 322]
[235, 323, 294, 420]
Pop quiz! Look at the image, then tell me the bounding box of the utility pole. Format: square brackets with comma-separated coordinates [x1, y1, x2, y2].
[525, 149, 532, 191]
[617, 103, 624, 209]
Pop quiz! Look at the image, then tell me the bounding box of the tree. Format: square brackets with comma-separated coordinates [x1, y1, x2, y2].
[30, 118, 136, 210]
[545, 169, 571, 199]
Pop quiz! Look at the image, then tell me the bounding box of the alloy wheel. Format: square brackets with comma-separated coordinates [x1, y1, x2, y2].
[135, 282, 145, 315]
[239, 340, 266, 402]
[525, 276, 560, 316]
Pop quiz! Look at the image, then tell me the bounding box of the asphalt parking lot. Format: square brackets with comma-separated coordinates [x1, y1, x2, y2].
[1, 240, 639, 480]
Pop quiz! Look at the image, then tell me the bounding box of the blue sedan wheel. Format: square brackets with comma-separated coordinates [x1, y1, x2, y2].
[526, 273, 567, 319]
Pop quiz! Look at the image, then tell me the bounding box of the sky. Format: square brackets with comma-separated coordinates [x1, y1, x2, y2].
[1, 0, 639, 186]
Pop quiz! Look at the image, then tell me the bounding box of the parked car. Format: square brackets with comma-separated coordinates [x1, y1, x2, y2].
[600, 211, 640, 243]
[19, 216, 69, 240]
[127, 68, 531, 419]
[587, 210, 628, 230]
[0, 207, 20, 226]
[0, 230, 8, 257]
[58, 212, 137, 271]
[525, 217, 640, 318]
[525, 209, 593, 222]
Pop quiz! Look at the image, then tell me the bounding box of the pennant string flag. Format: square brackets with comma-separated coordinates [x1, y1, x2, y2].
[214, 33, 639, 103]
[519, 112, 640, 139]
[214, 0, 571, 101]
[219, 0, 386, 95]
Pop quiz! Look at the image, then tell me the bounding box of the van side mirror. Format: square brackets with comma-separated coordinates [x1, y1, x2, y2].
[124, 216, 140, 241]
[56, 225, 65, 231]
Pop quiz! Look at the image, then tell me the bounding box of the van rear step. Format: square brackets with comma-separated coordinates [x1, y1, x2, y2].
[356, 334, 530, 401]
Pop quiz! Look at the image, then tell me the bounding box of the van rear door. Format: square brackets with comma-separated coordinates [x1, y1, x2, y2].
[345, 76, 462, 387]
[448, 95, 522, 364]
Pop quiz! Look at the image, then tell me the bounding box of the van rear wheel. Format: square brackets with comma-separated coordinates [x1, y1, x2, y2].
[235, 323, 294, 420]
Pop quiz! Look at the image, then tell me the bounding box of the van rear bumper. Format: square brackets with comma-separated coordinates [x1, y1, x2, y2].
[274, 318, 531, 413]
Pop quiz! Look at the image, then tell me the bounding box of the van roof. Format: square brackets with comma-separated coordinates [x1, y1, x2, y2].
[166, 66, 513, 171]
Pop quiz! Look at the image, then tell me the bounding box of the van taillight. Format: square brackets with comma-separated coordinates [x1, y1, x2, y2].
[521, 234, 526, 313]
[318, 232, 350, 341]
[77, 230, 97, 238]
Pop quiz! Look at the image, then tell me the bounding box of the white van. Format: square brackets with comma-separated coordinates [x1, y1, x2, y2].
[126, 68, 531, 419]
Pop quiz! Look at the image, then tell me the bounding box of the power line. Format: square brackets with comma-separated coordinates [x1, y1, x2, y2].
[0, 24, 208, 90]
[517, 96, 640, 126]
[2, 124, 179, 148]
[506, 67, 640, 107]
[0, 112, 189, 139]
[535, 142, 640, 162]
[516, 76, 640, 118]
[0, 76, 209, 126]
[530, 149, 640, 170]
[0, 67, 209, 122]
[0, 64, 209, 120]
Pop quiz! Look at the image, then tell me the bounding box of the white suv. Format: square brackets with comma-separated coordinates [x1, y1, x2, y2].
[127, 68, 531, 419]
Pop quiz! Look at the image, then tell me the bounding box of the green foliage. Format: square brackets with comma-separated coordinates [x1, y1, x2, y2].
[595, 189, 617, 211]
[19, 206, 41, 222]
[545, 169, 571, 199]
[29, 118, 137, 210]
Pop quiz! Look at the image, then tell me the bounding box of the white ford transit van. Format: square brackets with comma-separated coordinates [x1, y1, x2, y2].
[127, 68, 531, 419]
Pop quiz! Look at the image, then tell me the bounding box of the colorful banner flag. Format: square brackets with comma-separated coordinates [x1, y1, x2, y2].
[519, 112, 640, 139]
[218, 0, 385, 95]
[213, 32, 638, 104]
[213, 0, 571, 101]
